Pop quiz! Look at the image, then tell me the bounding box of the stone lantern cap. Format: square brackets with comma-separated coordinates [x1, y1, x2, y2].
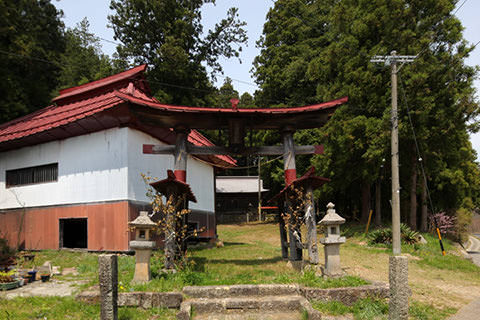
[129, 211, 156, 229]
[319, 203, 345, 225]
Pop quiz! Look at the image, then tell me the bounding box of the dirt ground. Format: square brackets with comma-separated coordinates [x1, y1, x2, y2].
[219, 223, 480, 311]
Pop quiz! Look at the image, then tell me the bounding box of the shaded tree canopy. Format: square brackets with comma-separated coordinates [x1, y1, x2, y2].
[57, 18, 115, 91]
[253, 0, 480, 224]
[108, 0, 247, 106]
[0, 0, 65, 123]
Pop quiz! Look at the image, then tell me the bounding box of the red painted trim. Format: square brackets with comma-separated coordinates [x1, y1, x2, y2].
[314, 145, 324, 154]
[174, 170, 186, 183]
[285, 169, 297, 185]
[116, 91, 348, 114]
[143, 144, 154, 154]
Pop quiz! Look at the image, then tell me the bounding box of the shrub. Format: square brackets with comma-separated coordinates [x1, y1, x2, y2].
[367, 224, 419, 245]
[429, 212, 456, 235]
[0, 237, 16, 270]
[455, 207, 472, 244]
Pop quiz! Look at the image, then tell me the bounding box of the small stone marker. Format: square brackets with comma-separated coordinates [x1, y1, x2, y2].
[319, 202, 346, 277]
[99, 254, 118, 320]
[389, 255, 409, 320]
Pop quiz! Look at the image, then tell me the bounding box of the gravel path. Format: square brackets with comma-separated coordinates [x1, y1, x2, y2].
[1, 279, 83, 299]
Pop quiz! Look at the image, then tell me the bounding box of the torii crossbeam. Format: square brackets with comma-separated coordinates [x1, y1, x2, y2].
[120, 92, 348, 262]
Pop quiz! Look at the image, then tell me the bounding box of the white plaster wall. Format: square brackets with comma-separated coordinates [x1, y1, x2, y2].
[0, 127, 215, 212]
[126, 129, 173, 202]
[126, 129, 214, 212]
[0, 128, 129, 209]
[186, 157, 215, 212]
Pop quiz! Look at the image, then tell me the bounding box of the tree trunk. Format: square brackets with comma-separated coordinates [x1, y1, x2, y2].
[420, 176, 429, 232]
[361, 182, 371, 223]
[409, 151, 418, 230]
[375, 179, 382, 225]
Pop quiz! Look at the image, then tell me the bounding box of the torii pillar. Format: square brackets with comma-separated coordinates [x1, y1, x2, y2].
[165, 127, 189, 267]
[174, 127, 189, 182]
[283, 127, 302, 261]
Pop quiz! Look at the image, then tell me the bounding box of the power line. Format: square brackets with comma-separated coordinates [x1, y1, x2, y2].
[0, 49, 60, 66]
[454, 0, 468, 15]
[98, 37, 121, 46]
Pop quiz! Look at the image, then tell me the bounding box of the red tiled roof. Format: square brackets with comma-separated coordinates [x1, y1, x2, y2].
[269, 167, 330, 203]
[150, 170, 197, 203]
[116, 91, 347, 115]
[0, 65, 236, 167]
[53, 64, 148, 103]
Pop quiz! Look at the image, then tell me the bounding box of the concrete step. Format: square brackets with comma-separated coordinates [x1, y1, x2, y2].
[188, 295, 305, 313]
[183, 284, 300, 299]
[177, 295, 321, 320]
[193, 311, 303, 320]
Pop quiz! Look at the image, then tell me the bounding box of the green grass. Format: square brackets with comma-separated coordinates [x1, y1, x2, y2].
[349, 223, 480, 275]
[311, 298, 457, 320]
[0, 296, 176, 320]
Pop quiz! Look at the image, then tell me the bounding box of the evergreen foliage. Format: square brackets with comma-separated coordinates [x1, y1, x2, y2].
[57, 18, 115, 91]
[108, 0, 247, 106]
[0, 0, 65, 123]
[253, 0, 480, 227]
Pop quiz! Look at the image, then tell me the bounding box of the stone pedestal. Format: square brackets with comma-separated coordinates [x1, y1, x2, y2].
[99, 254, 118, 320]
[319, 203, 346, 278]
[389, 256, 410, 320]
[320, 236, 346, 277]
[130, 240, 156, 283]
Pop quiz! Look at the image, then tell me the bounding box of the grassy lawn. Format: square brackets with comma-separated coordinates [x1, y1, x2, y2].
[0, 296, 176, 320]
[4, 222, 479, 319]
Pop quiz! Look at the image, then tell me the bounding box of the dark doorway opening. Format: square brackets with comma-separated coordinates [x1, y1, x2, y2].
[59, 218, 87, 249]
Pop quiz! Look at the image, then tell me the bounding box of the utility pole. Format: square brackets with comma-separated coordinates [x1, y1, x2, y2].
[371, 51, 416, 320]
[371, 51, 416, 255]
[258, 156, 262, 222]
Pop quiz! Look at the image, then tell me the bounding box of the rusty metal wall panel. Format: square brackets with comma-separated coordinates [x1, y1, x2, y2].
[1, 201, 130, 251]
[0, 211, 26, 249]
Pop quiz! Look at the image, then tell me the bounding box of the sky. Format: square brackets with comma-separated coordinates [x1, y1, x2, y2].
[54, 0, 480, 154]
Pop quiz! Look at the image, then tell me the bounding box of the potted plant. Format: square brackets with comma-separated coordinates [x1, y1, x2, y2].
[0, 238, 16, 271]
[40, 273, 50, 282]
[27, 270, 37, 282]
[0, 270, 20, 290]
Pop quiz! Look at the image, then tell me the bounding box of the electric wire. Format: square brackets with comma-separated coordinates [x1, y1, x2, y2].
[398, 73, 446, 255]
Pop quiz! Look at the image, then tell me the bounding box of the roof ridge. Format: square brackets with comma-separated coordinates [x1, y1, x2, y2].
[53, 64, 147, 103]
[0, 95, 121, 138]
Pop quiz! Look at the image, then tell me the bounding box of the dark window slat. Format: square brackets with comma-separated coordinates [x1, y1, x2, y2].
[6, 163, 58, 187]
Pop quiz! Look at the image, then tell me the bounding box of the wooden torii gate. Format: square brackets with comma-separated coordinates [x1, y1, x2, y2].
[120, 91, 348, 263]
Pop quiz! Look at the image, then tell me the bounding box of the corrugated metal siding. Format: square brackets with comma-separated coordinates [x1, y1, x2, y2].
[0, 201, 130, 251]
[0, 210, 26, 249]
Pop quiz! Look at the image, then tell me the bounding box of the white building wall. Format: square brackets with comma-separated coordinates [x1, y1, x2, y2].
[126, 128, 214, 212]
[0, 128, 129, 210]
[0, 127, 215, 212]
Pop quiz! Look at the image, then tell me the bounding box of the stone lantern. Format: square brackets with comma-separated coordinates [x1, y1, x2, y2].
[129, 211, 156, 283]
[319, 202, 346, 277]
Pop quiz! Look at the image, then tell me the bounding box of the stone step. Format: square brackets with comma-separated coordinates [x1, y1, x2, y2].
[193, 311, 303, 320]
[183, 284, 300, 299]
[177, 295, 321, 320]
[188, 295, 305, 313]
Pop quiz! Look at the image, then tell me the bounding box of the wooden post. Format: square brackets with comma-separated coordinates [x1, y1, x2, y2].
[305, 186, 319, 264]
[278, 201, 289, 259]
[164, 127, 190, 269]
[283, 127, 302, 261]
[174, 128, 189, 183]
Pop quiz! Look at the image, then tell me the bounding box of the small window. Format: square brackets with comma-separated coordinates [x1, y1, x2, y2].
[330, 227, 337, 235]
[6, 163, 58, 187]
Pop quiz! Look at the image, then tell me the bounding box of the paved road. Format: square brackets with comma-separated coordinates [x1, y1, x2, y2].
[466, 235, 480, 267]
[447, 235, 480, 320]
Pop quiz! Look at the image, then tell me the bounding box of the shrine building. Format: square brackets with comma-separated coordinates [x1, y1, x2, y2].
[0, 65, 235, 251]
[0, 65, 347, 254]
